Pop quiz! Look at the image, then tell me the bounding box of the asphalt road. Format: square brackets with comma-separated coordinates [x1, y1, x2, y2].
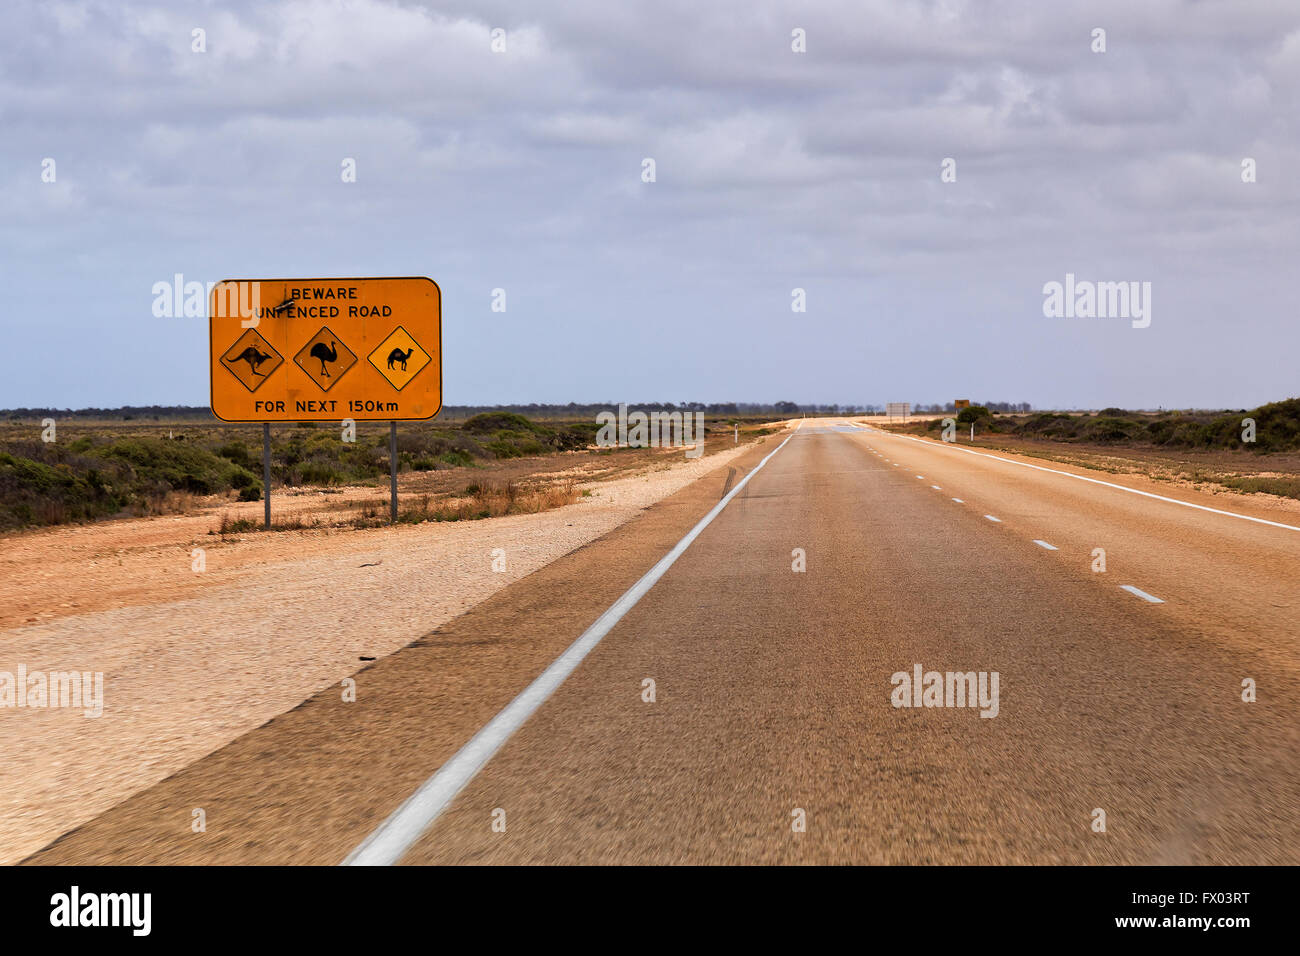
[27, 422, 1300, 864]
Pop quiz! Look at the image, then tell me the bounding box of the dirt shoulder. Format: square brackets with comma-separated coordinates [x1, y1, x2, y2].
[0, 428, 777, 864]
[0, 436, 755, 630]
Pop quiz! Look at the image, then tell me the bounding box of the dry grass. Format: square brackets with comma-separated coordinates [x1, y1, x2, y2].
[212, 479, 583, 533]
[133, 489, 203, 517]
[1221, 475, 1300, 499]
[355, 479, 580, 527]
[213, 512, 318, 535]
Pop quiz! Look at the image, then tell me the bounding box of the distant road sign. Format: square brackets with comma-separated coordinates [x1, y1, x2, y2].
[886, 402, 910, 420]
[210, 277, 441, 421]
[955, 399, 971, 410]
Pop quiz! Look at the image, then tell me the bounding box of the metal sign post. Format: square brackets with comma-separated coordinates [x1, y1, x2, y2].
[263, 422, 271, 530]
[390, 421, 398, 524]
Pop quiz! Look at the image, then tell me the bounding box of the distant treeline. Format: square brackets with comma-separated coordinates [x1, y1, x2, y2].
[1, 401, 1041, 422]
[3, 405, 220, 422]
[435, 402, 883, 421]
[915, 398, 1300, 453]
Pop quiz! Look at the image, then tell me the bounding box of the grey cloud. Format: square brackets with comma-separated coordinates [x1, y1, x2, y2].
[2, 0, 1299, 410]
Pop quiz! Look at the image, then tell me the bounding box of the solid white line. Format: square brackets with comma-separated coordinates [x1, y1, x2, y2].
[1120, 584, 1165, 604]
[984, 514, 1001, 522]
[865, 428, 1300, 534]
[342, 434, 794, 866]
[1033, 539, 1058, 551]
[952, 498, 964, 503]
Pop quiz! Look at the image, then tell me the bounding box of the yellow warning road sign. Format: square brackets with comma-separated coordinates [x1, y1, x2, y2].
[209, 277, 441, 421]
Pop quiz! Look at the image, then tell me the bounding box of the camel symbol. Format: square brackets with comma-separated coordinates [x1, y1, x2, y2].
[387, 347, 415, 371]
[229, 345, 273, 377]
[309, 340, 338, 377]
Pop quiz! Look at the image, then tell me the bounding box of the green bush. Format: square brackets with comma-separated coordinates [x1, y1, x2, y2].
[463, 412, 539, 434]
[486, 435, 547, 459]
[94, 437, 243, 494]
[1082, 417, 1145, 444]
[216, 442, 255, 470]
[228, 466, 258, 489]
[440, 449, 474, 468]
[0, 449, 123, 529]
[297, 461, 345, 485]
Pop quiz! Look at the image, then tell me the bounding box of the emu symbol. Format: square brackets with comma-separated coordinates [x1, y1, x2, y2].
[309, 340, 337, 377]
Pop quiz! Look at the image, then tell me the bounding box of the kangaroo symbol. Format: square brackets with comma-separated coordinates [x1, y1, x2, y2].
[309, 340, 338, 377]
[229, 345, 273, 377]
[387, 347, 414, 371]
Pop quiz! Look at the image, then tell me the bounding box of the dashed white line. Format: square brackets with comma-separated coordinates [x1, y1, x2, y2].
[915, 475, 925, 480]
[931, 485, 942, 490]
[851, 425, 1175, 607]
[867, 427, 1300, 534]
[1120, 584, 1165, 604]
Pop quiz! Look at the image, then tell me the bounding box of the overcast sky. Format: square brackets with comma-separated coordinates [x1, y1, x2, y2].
[3, 0, 1299, 411]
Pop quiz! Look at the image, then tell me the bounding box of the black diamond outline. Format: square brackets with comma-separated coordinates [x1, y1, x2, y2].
[293, 326, 358, 393]
[368, 325, 431, 393]
[220, 330, 284, 394]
